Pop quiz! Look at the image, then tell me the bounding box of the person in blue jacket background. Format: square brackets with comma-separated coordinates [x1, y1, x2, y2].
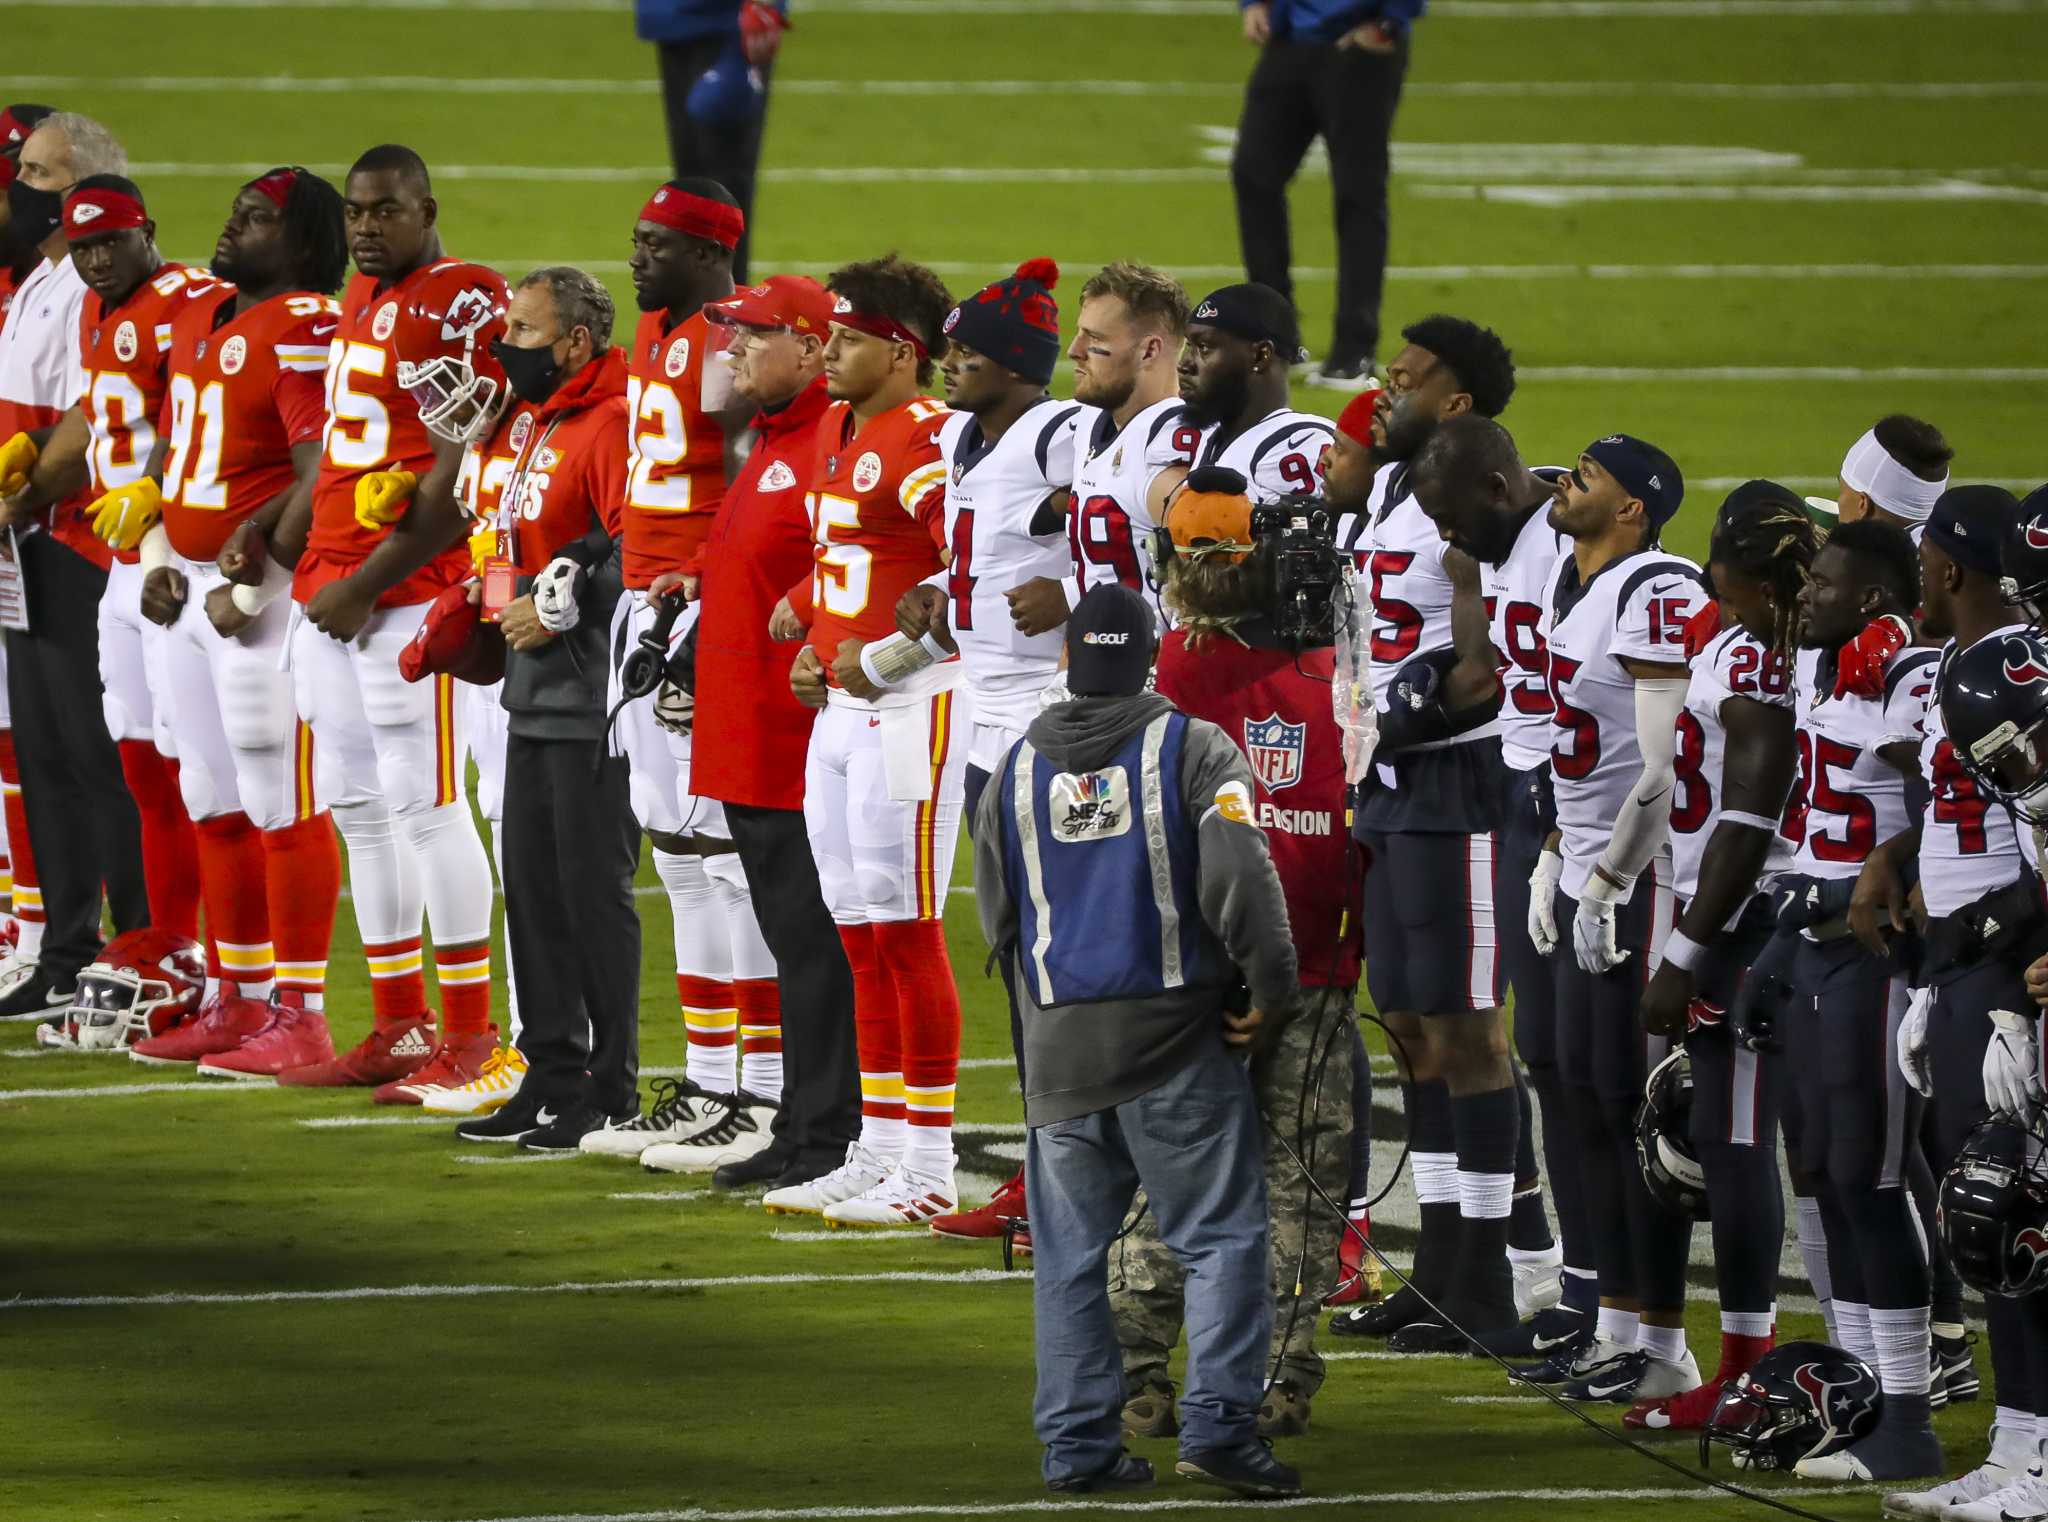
[636, 0, 788, 281]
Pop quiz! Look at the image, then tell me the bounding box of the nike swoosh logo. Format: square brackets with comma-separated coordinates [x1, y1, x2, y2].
[1584, 1378, 1637, 1399]
[1530, 1331, 1578, 1352]
[535, 1107, 557, 1125]
[312, 324, 337, 336]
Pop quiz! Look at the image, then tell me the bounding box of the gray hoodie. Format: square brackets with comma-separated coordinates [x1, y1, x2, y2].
[974, 691, 1302, 1127]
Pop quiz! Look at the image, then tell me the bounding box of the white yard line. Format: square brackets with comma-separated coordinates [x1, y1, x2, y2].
[609, 1189, 711, 1202]
[450, 1152, 576, 1165]
[1520, 365, 2048, 382]
[0, 1267, 1029, 1312]
[0, 1078, 273, 1101]
[298, 1113, 450, 1128]
[770, 1229, 925, 1243]
[1421, 181, 2048, 205]
[127, 161, 1228, 185]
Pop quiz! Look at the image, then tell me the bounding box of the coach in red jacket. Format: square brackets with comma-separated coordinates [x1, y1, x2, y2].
[683, 274, 858, 1187]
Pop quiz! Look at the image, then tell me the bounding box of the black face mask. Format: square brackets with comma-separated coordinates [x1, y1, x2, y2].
[6, 178, 63, 251]
[491, 337, 564, 405]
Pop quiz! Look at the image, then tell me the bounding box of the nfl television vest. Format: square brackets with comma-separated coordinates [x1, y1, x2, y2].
[997, 709, 1227, 1008]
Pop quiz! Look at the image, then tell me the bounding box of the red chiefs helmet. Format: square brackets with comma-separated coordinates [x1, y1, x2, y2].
[392, 260, 511, 446]
[66, 929, 206, 1051]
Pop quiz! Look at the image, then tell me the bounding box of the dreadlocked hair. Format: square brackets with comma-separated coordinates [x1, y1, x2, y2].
[274, 169, 348, 294]
[1162, 548, 1264, 650]
[1710, 485, 1822, 654]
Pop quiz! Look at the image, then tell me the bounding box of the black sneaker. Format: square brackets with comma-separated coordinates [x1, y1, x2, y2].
[1508, 1333, 1596, 1388]
[1473, 1304, 1590, 1362]
[522, 1100, 632, 1153]
[1046, 1452, 1155, 1494]
[1933, 1328, 1980, 1406]
[1386, 1304, 1518, 1355]
[1175, 1439, 1302, 1499]
[0, 965, 70, 1021]
[1329, 1284, 1426, 1338]
[1307, 357, 1374, 391]
[455, 1090, 547, 1143]
[713, 1143, 793, 1189]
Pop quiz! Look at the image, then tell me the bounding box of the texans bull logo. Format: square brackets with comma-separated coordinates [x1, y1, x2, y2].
[2012, 1225, 2048, 1278]
[2002, 637, 2048, 687]
[2026, 520, 2048, 551]
[1791, 1361, 1865, 1443]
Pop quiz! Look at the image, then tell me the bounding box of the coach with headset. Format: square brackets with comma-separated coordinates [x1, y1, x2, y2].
[975, 583, 1306, 1502]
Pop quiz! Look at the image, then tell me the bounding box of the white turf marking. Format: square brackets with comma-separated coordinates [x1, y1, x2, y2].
[1323, 1349, 1466, 1361]
[1, 1267, 1029, 1312]
[15, 73, 2048, 101]
[1521, 365, 2048, 382]
[1422, 181, 2048, 205]
[609, 1189, 710, 1202]
[1445, 1394, 1548, 1404]
[953, 1122, 1026, 1136]
[127, 161, 1226, 185]
[298, 1113, 449, 1128]
[771, 1229, 922, 1244]
[450, 1152, 575, 1165]
[0, 1079, 270, 1102]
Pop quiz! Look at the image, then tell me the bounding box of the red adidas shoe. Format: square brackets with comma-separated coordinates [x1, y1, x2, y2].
[131, 989, 271, 1067]
[197, 997, 336, 1081]
[929, 1167, 1026, 1242]
[278, 1015, 436, 1088]
[1324, 1217, 1376, 1308]
[372, 1025, 499, 1105]
[1625, 1374, 1726, 1431]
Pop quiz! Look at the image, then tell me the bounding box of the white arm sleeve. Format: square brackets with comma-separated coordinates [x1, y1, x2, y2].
[1600, 677, 1691, 885]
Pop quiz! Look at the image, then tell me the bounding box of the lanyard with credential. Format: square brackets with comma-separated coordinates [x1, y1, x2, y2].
[480, 413, 568, 615]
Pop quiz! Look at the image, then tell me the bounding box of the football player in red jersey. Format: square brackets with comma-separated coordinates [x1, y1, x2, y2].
[245, 145, 501, 1091]
[759, 255, 967, 1228]
[128, 169, 351, 1077]
[605, 178, 774, 1146]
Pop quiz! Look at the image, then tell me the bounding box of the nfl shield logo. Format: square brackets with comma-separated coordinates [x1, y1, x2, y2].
[1244, 714, 1305, 792]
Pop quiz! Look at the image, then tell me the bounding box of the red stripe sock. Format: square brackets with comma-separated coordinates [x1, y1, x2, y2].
[117, 741, 200, 939]
[192, 813, 273, 997]
[679, 971, 738, 1093]
[736, 977, 783, 1101]
[364, 935, 428, 1026]
[262, 813, 340, 1011]
[0, 729, 42, 944]
[838, 923, 906, 1145]
[873, 918, 960, 1177]
[434, 940, 493, 1036]
[1715, 1330, 1775, 1384]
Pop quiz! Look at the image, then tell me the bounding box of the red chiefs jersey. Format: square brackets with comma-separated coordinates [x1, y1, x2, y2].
[78, 262, 220, 563]
[296, 261, 508, 608]
[1155, 630, 1362, 988]
[622, 308, 727, 589]
[794, 396, 951, 682]
[461, 347, 629, 575]
[159, 286, 334, 562]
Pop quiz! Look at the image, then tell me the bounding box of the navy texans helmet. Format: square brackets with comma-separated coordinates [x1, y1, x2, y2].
[1938, 1119, 2048, 1299]
[1635, 1049, 1710, 1221]
[1699, 1341, 1881, 1472]
[1999, 484, 2048, 623]
[1940, 627, 2048, 824]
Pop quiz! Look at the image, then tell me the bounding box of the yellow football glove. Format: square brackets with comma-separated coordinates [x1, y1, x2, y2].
[353, 469, 418, 532]
[89, 478, 164, 551]
[468, 525, 501, 577]
[0, 431, 38, 496]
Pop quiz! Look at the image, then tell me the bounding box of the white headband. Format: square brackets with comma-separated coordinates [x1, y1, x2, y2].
[1840, 427, 1947, 524]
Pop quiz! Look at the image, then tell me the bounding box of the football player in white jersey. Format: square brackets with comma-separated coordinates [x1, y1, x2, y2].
[1532, 434, 1706, 1406]
[1633, 484, 1819, 1432]
[1775, 518, 1944, 1481]
[1853, 487, 2046, 1516]
[1406, 415, 1590, 1359]
[1835, 412, 1952, 534]
[1177, 283, 1331, 504]
[1329, 321, 1544, 1351]
[1029, 262, 1192, 624]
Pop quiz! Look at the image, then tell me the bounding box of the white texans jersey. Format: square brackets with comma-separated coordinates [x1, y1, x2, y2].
[1547, 547, 1709, 898]
[1484, 480, 1570, 772]
[1919, 632, 2024, 917]
[1667, 625, 1796, 909]
[1786, 643, 1939, 882]
[1191, 407, 1333, 504]
[1067, 397, 1196, 616]
[937, 399, 1084, 734]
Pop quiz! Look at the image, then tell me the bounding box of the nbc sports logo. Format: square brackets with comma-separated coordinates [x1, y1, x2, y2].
[1050, 766, 1131, 842]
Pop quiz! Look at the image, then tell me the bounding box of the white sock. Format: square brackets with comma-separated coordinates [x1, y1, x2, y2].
[1993, 1409, 2035, 1465]
[1868, 1305, 1932, 1396]
[15, 914, 42, 960]
[1794, 1196, 1838, 1343]
[204, 975, 222, 1001]
[1640, 1322, 1687, 1364]
[1457, 1169, 1514, 1221]
[860, 1102, 907, 1168]
[902, 1121, 955, 1185]
[1596, 1306, 1640, 1348]
[656, 849, 738, 1094]
[1721, 1309, 1775, 1339]
[1833, 1301, 1876, 1368]
[1508, 1244, 1561, 1268]
[1412, 1151, 1459, 1206]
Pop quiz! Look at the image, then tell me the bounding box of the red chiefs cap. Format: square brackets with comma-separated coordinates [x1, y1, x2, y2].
[704, 274, 834, 337]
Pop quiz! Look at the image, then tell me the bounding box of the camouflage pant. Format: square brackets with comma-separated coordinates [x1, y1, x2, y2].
[1110, 988, 1357, 1400]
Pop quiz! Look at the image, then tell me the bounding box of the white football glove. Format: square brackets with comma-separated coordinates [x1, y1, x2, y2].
[1985, 1009, 2044, 1119]
[1527, 847, 1563, 957]
[652, 678, 694, 737]
[532, 556, 584, 633]
[1572, 867, 1629, 975]
[1896, 985, 1933, 1099]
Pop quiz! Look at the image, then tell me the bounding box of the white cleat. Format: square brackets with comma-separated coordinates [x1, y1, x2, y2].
[420, 1046, 528, 1116]
[1629, 1349, 1702, 1404]
[761, 1142, 891, 1217]
[640, 1092, 777, 1174]
[1943, 1466, 2048, 1521]
[1512, 1244, 1565, 1321]
[821, 1169, 959, 1230]
[1883, 1459, 2023, 1519]
[577, 1076, 710, 1158]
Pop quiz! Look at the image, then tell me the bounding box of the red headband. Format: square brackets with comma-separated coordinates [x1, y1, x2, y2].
[638, 185, 744, 252]
[64, 187, 148, 236]
[827, 294, 930, 359]
[247, 169, 299, 208]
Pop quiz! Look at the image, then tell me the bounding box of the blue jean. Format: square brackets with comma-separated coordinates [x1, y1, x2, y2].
[1026, 1038, 1271, 1483]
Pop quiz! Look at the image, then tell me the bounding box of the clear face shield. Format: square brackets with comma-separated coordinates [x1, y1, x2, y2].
[398, 349, 504, 447]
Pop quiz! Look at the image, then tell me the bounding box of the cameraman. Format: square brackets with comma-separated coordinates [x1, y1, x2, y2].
[1113, 467, 1363, 1442]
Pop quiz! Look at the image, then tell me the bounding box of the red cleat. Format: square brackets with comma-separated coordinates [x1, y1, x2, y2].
[1324, 1216, 1379, 1308]
[372, 1025, 500, 1105]
[132, 990, 273, 1067]
[278, 1014, 436, 1088]
[929, 1167, 1026, 1242]
[196, 996, 335, 1081]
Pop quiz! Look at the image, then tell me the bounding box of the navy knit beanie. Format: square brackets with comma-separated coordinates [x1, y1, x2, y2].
[941, 258, 1062, 386]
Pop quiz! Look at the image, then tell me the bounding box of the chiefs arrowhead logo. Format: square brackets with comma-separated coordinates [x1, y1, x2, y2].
[832, 295, 853, 315]
[439, 287, 496, 342]
[2002, 637, 2048, 687]
[69, 202, 104, 226]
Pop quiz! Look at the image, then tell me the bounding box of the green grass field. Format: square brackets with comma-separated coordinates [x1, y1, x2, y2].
[5, 1, 2048, 1518]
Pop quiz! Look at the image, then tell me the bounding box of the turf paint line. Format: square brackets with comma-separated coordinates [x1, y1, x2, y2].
[1322, 1349, 1467, 1361]
[0, 1078, 272, 1101]
[1444, 1394, 1549, 1404]
[1422, 181, 2048, 205]
[0, 1267, 1030, 1312]
[609, 1190, 712, 1202]
[297, 1113, 452, 1128]
[770, 1229, 924, 1243]
[128, 162, 1230, 185]
[450, 1152, 576, 1165]
[954, 1122, 1028, 1135]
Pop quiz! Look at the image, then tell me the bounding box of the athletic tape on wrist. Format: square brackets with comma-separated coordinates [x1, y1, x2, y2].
[1661, 929, 1706, 973]
[1718, 810, 1780, 834]
[231, 556, 292, 616]
[861, 631, 937, 689]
